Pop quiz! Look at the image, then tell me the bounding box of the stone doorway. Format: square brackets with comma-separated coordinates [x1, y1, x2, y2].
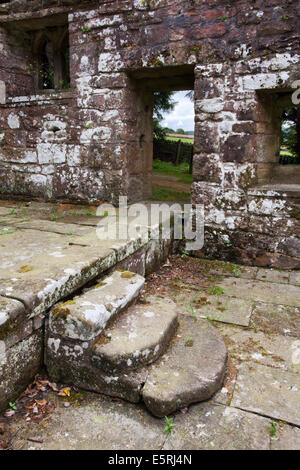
[126, 65, 195, 204]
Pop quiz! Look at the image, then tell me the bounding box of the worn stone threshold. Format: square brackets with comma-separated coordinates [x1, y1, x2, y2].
[248, 184, 300, 198]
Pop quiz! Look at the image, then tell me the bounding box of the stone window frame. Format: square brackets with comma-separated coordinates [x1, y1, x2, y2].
[194, 54, 300, 189]
[31, 26, 70, 92]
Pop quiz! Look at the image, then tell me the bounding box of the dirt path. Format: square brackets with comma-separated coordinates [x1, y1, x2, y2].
[152, 173, 191, 193]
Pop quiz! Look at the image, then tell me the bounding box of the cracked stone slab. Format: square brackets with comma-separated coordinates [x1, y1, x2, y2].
[215, 324, 300, 375]
[13, 219, 93, 236]
[92, 296, 178, 373]
[49, 271, 145, 341]
[142, 315, 227, 417]
[290, 271, 300, 286]
[232, 363, 300, 426]
[251, 301, 300, 338]
[163, 403, 270, 450]
[270, 423, 300, 450]
[218, 277, 300, 307]
[0, 216, 23, 229]
[195, 294, 253, 326]
[256, 268, 290, 284]
[0, 228, 117, 316]
[74, 229, 149, 264]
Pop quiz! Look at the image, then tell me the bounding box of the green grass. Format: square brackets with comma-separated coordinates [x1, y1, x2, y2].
[166, 136, 194, 144]
[280, 150, 294, 157]
[153, 160, 193, 184]
[152, 186, 190, 202]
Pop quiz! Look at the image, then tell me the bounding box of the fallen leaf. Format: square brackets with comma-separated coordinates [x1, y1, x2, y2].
[4, 410, 15, 417]
[49, 382, 58, 392]
[36, 400, 47, 407]
[0, 439, 9, 449]
[58, 388, 71, 397]
[27, 437, 43, 443]
[25, 402, 37, 410]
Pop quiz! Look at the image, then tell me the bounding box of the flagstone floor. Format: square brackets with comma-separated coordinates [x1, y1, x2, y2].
[0, 200, 299, 450]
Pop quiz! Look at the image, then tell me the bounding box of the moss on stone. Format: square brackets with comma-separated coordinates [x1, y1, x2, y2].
[52, 300, 75, 318]
[94, 282, 107, 288]
[18, 265, 33, 273]
[120, 271, 136, 279]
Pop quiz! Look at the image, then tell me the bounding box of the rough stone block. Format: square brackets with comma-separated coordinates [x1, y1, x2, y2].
[142, 315, 227, 417]
[0, 330, 42, 411]
[49, 271, 145, 341]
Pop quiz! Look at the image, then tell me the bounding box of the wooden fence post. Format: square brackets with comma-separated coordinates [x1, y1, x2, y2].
[175, 139, 182, 166]
[189, 145, 193, 174]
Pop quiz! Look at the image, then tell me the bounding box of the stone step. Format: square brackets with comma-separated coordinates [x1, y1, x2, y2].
[92, 296, 178, 373]
[142, 315, 227, 417]
[48, 270, 145, 341]
[46, 291, 227, 417]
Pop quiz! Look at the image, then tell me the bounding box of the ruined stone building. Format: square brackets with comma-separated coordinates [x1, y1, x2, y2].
[0, 0, 299, 268]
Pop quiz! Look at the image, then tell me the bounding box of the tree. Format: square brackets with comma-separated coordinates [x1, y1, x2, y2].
[185, 90, 194, 101]
[176, 128, 186, 135]
[153, 92, 176, 139]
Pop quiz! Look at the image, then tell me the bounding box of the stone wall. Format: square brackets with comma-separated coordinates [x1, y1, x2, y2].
[192, 57, 300, 269]
[0, 0, 299, 267]
[0, 217, 175, 411]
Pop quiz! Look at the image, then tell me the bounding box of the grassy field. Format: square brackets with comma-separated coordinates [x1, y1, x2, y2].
[152, 160, 193, 184]
[280, 149, 295, 157]
[165, 136, 194, 144]
[152, 186, 190, 202]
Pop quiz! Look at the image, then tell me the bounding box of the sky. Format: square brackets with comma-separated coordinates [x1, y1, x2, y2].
[160, 90, 194, 133]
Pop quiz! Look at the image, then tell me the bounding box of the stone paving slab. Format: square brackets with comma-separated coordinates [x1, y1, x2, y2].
[251, 301, 300, 338]
[0, 228, 76, 274]
[196, 295, 253, 326]
[8, 392, 167, 450]
[270, 423, 300, 450]
[215, 324, 300, 374]
[0, 217, 25, 227]
[0, 207, 11, 216]
[0, 228, 116, 316]
[231, 363, 300, 426]
[290, 271, 300, 286]
[196, 259, 258, 280]
[219, 277, 300, 307]
[256, 268, 290, 284]
[163, 403, 270, 450]
[13, 219, 93, 236]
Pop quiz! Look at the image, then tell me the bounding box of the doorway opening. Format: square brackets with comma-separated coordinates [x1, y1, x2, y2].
[152, 89, 194, 203]
[128, 65, 195, 204]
